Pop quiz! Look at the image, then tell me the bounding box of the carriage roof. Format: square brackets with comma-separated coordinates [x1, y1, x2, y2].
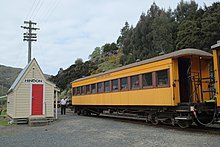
[72, 48, 212, 83]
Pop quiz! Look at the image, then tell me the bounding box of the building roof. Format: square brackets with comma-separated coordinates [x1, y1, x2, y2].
[7, 58, 56, 94]
[72, 48, 212, 83]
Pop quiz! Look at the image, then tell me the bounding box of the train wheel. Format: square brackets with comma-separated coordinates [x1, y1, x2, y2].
[171, 118, 175, 126]
[177, 120, 190, 128]
[194, 112, 213, 127]
[77, 111, 81, 115]
[150, 115, 159, 125]
[145, 115, 149, 123]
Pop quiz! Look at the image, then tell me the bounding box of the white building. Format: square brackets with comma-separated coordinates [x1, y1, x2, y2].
[7, 58, 59, 123]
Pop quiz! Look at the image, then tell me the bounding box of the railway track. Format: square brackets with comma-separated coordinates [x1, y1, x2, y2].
[95, 113, 220, 135]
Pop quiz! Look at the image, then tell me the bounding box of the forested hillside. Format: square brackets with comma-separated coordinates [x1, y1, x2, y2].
[49, 1, 220, 94]
[0, 65, 50, 96]
[0, 65, 22, 96]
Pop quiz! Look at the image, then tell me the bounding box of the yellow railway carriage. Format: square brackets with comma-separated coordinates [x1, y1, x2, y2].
[212, 41, 220, 107]
[72, 48, 216, 128]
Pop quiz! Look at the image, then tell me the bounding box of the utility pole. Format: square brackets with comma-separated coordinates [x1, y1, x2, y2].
[21, 20, 39, 63]
[1, 84, 3, 96]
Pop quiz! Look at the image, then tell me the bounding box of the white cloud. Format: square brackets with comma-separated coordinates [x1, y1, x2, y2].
[0, 0, 218, 75]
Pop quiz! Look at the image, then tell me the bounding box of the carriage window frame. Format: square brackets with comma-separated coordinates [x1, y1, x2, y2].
[112, 79, 119, 91]
[120, 77, 128, 91]
[97, 82, 103, 93]
[72, 88, 76, 96]
[91, 84, 96, 94]
[81, 86, 85, 95]
[104, 81, 110, 92]
[76, 87, 81, 95]
[156, 69, 170, 87]
[86, 85, 91, 94]
[142, 72, 153, 88]
[131, 75, 140, 90]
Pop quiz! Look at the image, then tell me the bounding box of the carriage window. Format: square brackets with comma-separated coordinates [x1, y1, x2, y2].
[131, 75, 139, 89]
[72, 88, 76, 96]
[157, 69, 169, 86]
[91, 84, 96, 93]
[86, 85, 90, 94]
[120, 77, 128, 90]
[112, 79, 118, 91]
[143, 73, 152, 87]
[97, 82, 103, 93]
[104, 81, 110, 92]
[81, 86, 85, 94]
[77, 87, 81, 95]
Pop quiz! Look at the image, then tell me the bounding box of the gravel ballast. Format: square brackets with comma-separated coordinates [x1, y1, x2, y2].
[0, 110, 220, 147]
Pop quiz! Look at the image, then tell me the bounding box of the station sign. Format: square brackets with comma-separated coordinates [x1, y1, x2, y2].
[24, 79, 43, 84]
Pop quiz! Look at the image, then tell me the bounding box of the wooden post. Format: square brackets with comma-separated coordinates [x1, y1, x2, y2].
[55, 91, 58, 119]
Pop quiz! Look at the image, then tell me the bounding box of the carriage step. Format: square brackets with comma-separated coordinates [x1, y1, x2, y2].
[175, 117, 192, 121]
[176, 110, 191, 112]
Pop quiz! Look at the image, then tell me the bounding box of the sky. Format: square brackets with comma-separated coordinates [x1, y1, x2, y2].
[0, 0, 218, 75]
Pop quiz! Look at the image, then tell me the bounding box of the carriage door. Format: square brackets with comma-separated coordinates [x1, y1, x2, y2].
[32, 84, 43, 115]
[178, 58, 191, 103]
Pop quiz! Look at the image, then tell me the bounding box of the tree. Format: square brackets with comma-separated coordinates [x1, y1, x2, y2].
[200, 2, 220, 51]
[75, 58, 83, 65]
[176, 20, 201, 49]
[117, 21, 130, 48]
[175, 0, 202, 50]
[89, 47, 101, 62]
[175, 0, 198, 22]
[102, 43, 118, 54]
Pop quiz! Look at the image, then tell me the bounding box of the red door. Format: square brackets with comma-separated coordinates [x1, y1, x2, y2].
[32, 84, 43, 115]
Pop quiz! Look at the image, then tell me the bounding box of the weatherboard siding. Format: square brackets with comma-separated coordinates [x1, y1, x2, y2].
[45, 83, 54, 117]
[15, 83, 31, 117]
[7, 91, 15, 117]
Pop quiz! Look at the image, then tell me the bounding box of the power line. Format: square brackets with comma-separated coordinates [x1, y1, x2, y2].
[29, 0, 41, 19]
[31, 0, 44, 20]
[42, 0, 60, 23]
[26, 0, 38, 19]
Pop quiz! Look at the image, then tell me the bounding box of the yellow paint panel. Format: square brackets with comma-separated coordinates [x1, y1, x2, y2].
[213, 50, 220, 106]
[73, 88, 172, 106]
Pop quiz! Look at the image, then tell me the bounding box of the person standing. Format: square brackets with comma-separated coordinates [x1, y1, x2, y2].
[60, 97, 68, 115]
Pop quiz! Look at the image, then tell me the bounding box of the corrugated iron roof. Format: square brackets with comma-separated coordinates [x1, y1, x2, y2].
[7, 58, 56, 94]
[7, 59, 33, 93]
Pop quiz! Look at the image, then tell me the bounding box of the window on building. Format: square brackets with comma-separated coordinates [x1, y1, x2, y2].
[104, 81, 110, 92]
[86, 85, 90, 94]
[91, 84, 96, 93]
[77, 87, 81, 95]
[131, 75, 139, 89]
[97, 82, 103, 93]
[143, 73, 152, 87]
[112, 79, 118, 91]
[120, 77, 128, 90]
[156, 69, 169, 86]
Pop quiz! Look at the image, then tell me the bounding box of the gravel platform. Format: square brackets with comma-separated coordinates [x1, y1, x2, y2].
[0, 110, 220, 147]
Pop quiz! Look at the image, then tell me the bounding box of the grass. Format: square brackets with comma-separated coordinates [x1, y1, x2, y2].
[0, 112, 14, 126]
[0, 111, 6, 115]
[0, 116, 10, 126]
